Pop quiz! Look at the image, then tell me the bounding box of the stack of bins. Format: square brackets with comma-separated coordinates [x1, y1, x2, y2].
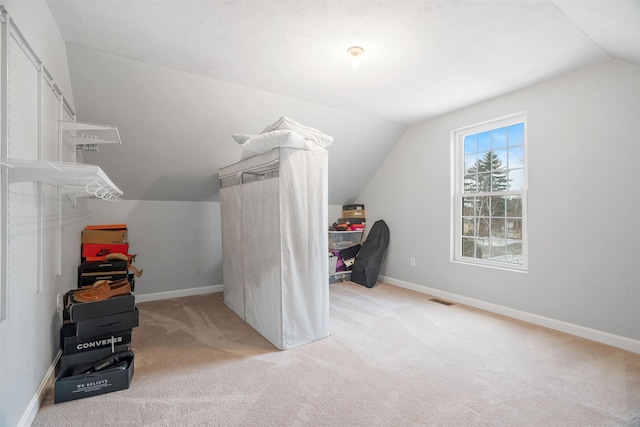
[329, 204, 366, 283]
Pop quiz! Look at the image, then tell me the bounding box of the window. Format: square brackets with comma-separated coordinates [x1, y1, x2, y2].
[452, 113, 527, 270]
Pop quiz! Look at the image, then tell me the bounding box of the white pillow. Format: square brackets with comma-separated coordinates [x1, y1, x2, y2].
[239, 130, 306, 155]
[231, 134, 252, 144]
[261, 116, 334, 148]
[237, 130, 327, 160]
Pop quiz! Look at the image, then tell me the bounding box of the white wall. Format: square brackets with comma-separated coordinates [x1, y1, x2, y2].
[328, 204, 343, 226]
[87, 199, 222, 299]
[0, 2, 81, 426]
[2, 1, 75, 111]
[358, 60, 640, 342]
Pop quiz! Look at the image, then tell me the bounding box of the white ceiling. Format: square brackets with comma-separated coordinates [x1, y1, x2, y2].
[44, 0, 640, 202]
[47, 0, 639, 125]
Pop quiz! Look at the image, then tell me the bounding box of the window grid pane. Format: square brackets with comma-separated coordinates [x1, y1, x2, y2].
[456, 117, 526, 268]
[463, 197, 475, 216]
[506, 196, 522, 217]
[462, 218, 475, 236]
[478, 131, 491, 152]
[490, 196, 505, 217]
[491, 127, 507, 150]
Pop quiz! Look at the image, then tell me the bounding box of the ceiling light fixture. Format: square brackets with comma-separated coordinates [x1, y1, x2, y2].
[347, 46, 364, 69]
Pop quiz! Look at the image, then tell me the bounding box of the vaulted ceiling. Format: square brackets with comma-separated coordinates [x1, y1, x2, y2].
[45, 0, 640, 203]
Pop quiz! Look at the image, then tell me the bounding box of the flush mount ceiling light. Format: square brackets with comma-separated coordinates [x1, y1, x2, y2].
[347, 46, 364, 69]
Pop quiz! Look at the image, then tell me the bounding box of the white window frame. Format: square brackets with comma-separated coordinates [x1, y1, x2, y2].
[451, 112, 528, 271]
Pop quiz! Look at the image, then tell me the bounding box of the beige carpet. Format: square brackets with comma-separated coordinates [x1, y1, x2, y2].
[34, 281, 640, 426]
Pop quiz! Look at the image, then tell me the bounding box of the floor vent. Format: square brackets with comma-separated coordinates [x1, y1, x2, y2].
[430, 298, 454, 306]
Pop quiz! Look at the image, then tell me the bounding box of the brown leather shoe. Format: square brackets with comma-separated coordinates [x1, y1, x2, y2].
[107, 278, 130, 289]
[73, 280, 131, 303]
[78, 278, 130, 290]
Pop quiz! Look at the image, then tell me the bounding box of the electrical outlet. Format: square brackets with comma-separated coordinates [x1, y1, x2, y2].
[410, 257, 416, 267]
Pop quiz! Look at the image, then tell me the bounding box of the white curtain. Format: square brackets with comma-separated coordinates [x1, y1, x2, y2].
[219, 148, 329, 350]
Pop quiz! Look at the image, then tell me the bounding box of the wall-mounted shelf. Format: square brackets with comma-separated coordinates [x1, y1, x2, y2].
[0, 158, 123, 201]
[60, 120, 121, 151]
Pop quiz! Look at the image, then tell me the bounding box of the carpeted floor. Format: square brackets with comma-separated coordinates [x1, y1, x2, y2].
[34, 281, 640, 426]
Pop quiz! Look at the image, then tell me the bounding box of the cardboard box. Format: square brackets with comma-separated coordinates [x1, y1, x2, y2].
[61, 324, 133, 355]
[79, 260, 128, 274]
[67, 294, 135, 322]
[81, 243, 129, 259]
[54, 353, 134, 403]
[342, 209, 366, 219]
[75, 308, 139, 339]
[78, 260, 128, 287]
[61, 344, 130, 368]
[82, 229, 128, 244]
[343, 204, 365, 211]
[85, 224, 127, 230]
[63, 290, 132, 319]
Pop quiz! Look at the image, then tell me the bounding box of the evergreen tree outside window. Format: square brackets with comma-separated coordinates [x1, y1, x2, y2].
[452, 113, 527, 270]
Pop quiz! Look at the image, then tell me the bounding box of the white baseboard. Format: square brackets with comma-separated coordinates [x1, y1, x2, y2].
[18, 350, 61, 427]
[135, 284, 223, 303]
[380, 275, 640, 355]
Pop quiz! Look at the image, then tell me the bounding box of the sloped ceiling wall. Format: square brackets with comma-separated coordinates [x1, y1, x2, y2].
[70, 44, 407, 203]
